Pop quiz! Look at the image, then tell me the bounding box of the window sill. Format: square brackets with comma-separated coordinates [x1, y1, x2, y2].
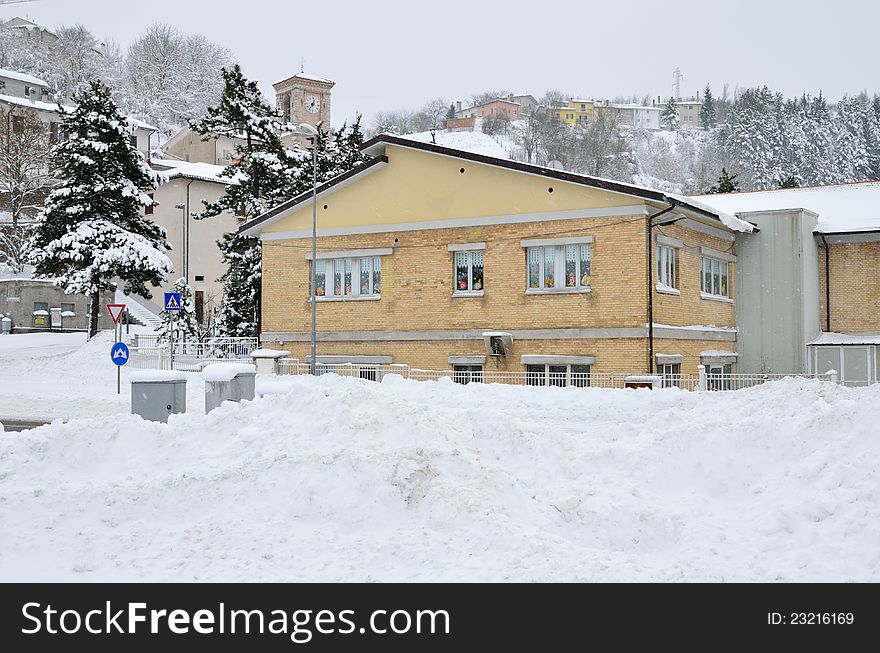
[656, 285, 680, 296]
[700, 292, 733, 304]
[525, 287, 591, 296]
[452, 290, 484, 298]
[313, 295, 381, 302]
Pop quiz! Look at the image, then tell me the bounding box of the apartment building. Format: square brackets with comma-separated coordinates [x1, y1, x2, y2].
[242, 135, 753, 385]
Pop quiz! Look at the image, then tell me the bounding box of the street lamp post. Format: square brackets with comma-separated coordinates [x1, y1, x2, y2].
[297, 123, 320, 375]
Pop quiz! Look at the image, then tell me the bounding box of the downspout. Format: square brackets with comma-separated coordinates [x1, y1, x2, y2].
[646, 203, 676, 374]
[184, 179, 194, 282]
[820, 234, 830, 332]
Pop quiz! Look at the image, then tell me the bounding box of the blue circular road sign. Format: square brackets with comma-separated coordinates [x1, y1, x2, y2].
[111, 341, 130, 366]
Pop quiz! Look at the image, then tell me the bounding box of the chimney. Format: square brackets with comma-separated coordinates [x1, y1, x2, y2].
[456, 101, 461, 112]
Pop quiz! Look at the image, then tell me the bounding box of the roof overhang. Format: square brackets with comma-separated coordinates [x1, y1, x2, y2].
[816, 230, 880, 244]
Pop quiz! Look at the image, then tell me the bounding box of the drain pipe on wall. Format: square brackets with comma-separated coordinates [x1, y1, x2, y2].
[820, 234, 831, 332]
[646, 203, 677, 374]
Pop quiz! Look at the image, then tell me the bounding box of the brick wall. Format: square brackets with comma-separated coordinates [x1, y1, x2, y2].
[260, 212, 738, 374]
[819, 241, 880, 332]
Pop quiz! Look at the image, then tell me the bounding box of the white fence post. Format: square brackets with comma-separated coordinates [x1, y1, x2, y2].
[825, 369, 838, 384]
[697, 365, 707, 391]
[389, 364, 410, 379]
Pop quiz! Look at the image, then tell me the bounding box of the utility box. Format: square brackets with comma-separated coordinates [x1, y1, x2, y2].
[130, 371, 187, 422]
[624, 375, 662, 389]
[203, 363, 256, 413]
[249, 348, 290, 375]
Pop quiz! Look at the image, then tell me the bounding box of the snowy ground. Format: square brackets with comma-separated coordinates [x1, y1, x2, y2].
[0, 330, 208, 422]
[1, 334, 878, 581]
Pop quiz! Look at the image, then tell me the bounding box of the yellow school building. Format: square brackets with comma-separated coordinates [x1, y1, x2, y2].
[240, 135, 752, 386]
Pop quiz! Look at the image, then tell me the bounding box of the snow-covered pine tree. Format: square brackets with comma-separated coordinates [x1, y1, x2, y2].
[705, 167, 741, 194]
[29, 80, 172, 338]
[156, 277, 201, 343]
[661, 97, 679, 130]
[190, 64, 304, 338]
[701, 84, 716, 128]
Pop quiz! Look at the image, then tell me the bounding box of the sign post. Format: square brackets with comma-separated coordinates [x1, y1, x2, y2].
[163, 292, 181, 370]
[107, 304, 127, 394]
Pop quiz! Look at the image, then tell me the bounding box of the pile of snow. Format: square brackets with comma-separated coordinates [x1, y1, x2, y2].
[201, 362, 255, 382]
[1, 374, 877, 581]
[401, 129, 511, 159]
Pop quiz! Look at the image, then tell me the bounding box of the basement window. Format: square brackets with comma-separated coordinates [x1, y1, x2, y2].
[452, 365, 483, 384]
[525, 363, 590, 387]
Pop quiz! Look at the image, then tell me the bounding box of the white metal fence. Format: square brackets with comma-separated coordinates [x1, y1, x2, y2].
[128, 337, 258, 371]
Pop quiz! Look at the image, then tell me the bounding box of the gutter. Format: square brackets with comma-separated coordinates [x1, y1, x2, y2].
[646, 204, 676, 374]
[819, 233, 830, 332]
[184, 179, 194, 282]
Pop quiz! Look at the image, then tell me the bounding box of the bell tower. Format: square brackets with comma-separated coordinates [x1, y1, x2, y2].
[273, 71, 334, 134]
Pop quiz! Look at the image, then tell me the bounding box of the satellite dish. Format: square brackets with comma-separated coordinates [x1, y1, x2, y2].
[548, 160, 564, 170]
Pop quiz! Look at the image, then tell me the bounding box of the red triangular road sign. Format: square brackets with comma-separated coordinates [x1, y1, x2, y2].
[106, 303, 126, 325]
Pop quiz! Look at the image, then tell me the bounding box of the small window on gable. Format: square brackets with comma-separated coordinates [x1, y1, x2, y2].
[145, 193, 154, 215]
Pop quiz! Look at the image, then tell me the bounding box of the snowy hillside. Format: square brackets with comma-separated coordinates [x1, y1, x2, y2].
[1, 369, 878, 582]
[400, 127, 513, 159]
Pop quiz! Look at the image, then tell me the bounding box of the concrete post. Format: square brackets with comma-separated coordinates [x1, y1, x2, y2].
[825, 369, 838, 384]
[697, 365, 707, 391]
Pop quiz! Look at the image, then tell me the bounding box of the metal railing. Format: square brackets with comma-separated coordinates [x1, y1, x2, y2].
[127, 337, 258, 371]
[275, 361, 703, 390]
[274, 361, 851, 392]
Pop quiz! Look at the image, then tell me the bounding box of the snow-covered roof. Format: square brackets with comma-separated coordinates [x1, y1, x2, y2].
[0, 68, 48, 87]
[163, 162, 231, 185]
[0, 93, 64, 113]
[809, 332, 880, 346]
[691, 181, 880, 234]
[149, 158, 188, 170]
[602, 103, 663, 112]
[127, 116, 158, 132]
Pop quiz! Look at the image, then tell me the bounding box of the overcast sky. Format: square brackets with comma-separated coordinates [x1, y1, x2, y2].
[9, 0, 880, 128]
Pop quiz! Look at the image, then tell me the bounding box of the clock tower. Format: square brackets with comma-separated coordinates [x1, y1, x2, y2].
[273, 71, 334, 138]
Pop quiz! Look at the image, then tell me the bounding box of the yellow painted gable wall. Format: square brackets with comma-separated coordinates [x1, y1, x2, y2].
[261, 144, 642, 235]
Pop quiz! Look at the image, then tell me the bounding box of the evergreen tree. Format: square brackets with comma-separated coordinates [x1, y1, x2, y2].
[661, 97, 679, 130]
[447, 103, 456, 119]
[706, 168, 741, 194]
[777, 175, 799, 189]
[156, 277, 201, 343]
[216, 232, 262, 337]
[193, 64, 370, 337]
[29, 80, 172, 338]
[701, 84, 716, 128]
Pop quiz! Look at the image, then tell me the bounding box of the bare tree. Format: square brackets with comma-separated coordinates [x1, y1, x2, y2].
[0, 106, 52, 271]
[419, 97, 450, 130]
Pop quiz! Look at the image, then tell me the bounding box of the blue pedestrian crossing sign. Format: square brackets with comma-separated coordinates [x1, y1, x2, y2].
[164, 292, 181, 312]
[110, 342, 129, 366]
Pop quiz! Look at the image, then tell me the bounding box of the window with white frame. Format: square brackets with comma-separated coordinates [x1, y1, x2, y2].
[527, 243, 591, 291]
[658, 363, 681, 388]
[454, 250, 484, 293]
[657, 244, 677, 290]
[525, 363, 591, 387]
[314, 256, 381, 299]
[452, 364, 483, 384]
[701, 255, 730, 298]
